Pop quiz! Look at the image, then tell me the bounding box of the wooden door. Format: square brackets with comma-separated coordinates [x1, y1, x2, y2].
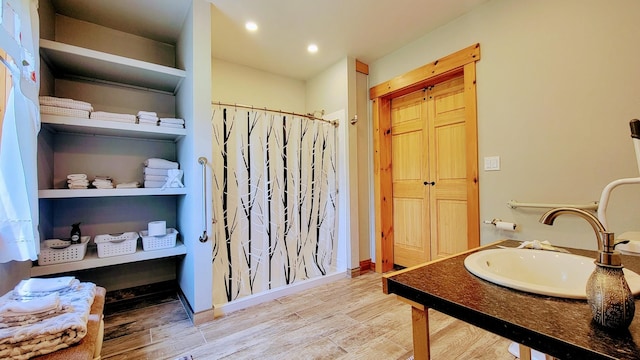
[371, 44, 480, 273]
[391, 90, 430, 267]
[390, 75, 469, 267]
[427, 76, 468, 259]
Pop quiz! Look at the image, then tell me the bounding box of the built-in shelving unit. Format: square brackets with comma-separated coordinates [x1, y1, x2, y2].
[39, 39, 186, 93]
[38, 187, 187, 199]
[33, 1, 192, 289]
[41, 114, 186, 141]
[31, 241, 187, 277]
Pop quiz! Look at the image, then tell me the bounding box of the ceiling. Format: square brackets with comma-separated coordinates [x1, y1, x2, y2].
[210, 0, 489, 80]
[50, 0, 490, 80]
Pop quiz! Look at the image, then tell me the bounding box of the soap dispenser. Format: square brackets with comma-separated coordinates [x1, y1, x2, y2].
[586, 231, 635, 329]
[70, 222, 82, 244]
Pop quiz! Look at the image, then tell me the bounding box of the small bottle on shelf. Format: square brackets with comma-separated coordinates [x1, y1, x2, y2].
[70, 222, 82, 244]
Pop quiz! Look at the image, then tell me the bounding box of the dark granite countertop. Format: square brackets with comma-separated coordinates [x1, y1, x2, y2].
[384, 240, 640, 360]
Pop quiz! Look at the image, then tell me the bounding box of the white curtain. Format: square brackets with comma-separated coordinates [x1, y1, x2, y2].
[0, 0, 40, 263]
[211, 107, 338, 304]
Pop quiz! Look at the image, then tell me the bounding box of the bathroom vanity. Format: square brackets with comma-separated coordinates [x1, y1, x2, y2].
[383, 240, 640, 360]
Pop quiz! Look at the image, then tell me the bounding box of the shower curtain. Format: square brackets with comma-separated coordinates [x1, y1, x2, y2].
[211, 107, 338, 304]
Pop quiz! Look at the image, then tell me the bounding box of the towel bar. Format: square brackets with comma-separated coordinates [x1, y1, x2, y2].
[507, 200, 598, 210]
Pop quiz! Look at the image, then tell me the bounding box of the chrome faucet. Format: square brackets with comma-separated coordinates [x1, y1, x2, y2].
[539, 207, 620, 266]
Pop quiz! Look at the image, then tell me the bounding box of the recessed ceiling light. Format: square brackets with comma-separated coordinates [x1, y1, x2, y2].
[307, 44, 318, 53]
[245, 21, 258, 32]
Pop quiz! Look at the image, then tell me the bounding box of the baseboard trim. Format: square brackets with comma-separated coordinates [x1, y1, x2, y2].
[359, 259, 374, 274]
[213, 271, 347, 318]
[347, 267, 361, 278]
[177, 288, 215, 326]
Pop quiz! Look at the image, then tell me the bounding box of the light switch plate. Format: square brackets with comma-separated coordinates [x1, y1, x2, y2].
[484, 156, 500, 171]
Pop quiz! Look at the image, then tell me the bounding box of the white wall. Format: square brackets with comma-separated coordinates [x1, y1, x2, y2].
[307, 57, 360, 269]
[212, 58, 305, 112]
[176, 0, 213, 314]
[369, 0, 640, 250]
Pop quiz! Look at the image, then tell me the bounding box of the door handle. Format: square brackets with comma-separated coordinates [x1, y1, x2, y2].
[423, 181, 436, 186]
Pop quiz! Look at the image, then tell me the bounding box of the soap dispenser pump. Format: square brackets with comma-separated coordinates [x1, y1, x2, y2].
[586, 231, 635, 329]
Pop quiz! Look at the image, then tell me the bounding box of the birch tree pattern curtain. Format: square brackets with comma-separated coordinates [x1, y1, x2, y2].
[211, 107, 338, 304]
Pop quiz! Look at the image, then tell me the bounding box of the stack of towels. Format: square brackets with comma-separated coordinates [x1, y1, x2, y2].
[158, 117, 185, 129]
[143, 158, 183, 188]
[0, 277, 75, 329]
[0, 276, 97, 359]
[115, 181, 140, 189]
[67, 174, 89, 189]
[92, 176, 113, 189]
[39, 96, 93, 119]
[37, 98, 186, 131]
[90, 111, 136, 124]
[137, 111, 159, 125]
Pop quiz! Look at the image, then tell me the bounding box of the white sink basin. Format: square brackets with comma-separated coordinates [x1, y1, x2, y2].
[464, 248, 640, 299]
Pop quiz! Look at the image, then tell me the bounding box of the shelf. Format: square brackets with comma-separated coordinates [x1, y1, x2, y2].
[39, 187, 187, 199]
[39, 39, 186, 93]
[31, 241, 187, 276]
[41, 114, 186, 141]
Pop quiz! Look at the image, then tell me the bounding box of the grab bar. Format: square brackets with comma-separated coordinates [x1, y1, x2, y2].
[507, 200, 598, 210]
[597, 177, 640, 229]
[198, 157, 209, 243]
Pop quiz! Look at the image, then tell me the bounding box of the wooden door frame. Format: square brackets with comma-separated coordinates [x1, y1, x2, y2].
[370, 44, 481, 273]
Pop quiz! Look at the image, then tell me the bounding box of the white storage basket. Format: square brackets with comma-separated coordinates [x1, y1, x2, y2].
[139, 228, 178, 251]
[38, 236, 90, 265]
[94, 232, 139, 258]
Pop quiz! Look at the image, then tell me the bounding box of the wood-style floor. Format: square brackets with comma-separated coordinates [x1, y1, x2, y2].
[100, 272, 517, 360]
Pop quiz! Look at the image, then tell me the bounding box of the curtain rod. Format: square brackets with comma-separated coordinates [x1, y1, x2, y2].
[211, 101, 339, 127]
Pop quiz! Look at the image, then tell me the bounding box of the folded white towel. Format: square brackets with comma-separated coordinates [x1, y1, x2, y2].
[0, 293, 60, 315]
[93, 116, 137, 123]
[138, 110, 157, 117]
[144, 175, 168, 182]
[516, 240, 568, 253]
[14, 277, 76, 295]
[92, 178, 113, 189]
[166, 169, 184, 188]
[138, 120, 158, 126]
[39, 96, 93, 111]
[67, 174, 87, 181]
[144, 167, 170, 176]
[90, 111, 137, 123]
[159, 123, 185, 129]
[116, 182, 140, 189]
[138, 114, 158, 120]
[144, 158, 179, 169]
[67, 179, 89, 185]
[40, 105, 91, 118]
[159, 118, 185, 125]
[144, 180, 166, 188]
[69, 184, 89, 189]
[90, 111, 136, 119]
